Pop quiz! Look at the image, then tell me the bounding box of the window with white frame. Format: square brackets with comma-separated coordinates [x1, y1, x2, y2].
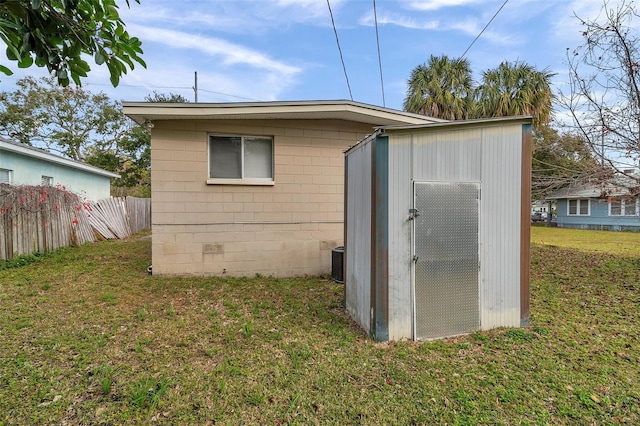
[567, 199, 590, 216]
[0, 168, 12, 183]
[208, 135, 273, 184]
[609, 198, 638, 216]
[41, 175, 53, 186]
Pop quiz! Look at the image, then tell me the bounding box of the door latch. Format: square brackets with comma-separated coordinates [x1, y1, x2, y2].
[408, 208, 420, 220]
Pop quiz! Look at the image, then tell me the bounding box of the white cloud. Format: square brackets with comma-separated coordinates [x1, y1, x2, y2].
[129, 25, 301, 76]
[275, 0, 343, 19]
[359, 11, 439, 30]
[121, 0, 346, 32]
[359, 7, 515, 46]
[407, 0, 482, 12]
[551, 1, 599, 44]
[550, 0, 633, 47]
[449, 17, 519, 46]
[131, 9, 247, 32]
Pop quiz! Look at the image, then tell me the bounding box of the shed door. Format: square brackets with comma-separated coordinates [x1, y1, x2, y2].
[413, 182, 480, 339]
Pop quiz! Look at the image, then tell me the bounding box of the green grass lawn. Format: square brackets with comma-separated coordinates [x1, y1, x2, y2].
[531, 225, 640, 257]
[0, 229, 639, 424]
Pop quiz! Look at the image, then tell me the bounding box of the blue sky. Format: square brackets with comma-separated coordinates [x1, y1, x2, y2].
[0, 0, 619, 112]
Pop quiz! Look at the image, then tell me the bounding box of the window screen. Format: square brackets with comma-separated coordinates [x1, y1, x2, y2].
[0, 169, 11, 183]
[623, 200, 637, 216]
[568, 199, 577, 215]
[579, 200, 589, 215]
[244, 137, 273, 179]
[610, 200, 622, 215]
[611, 198, 638, 216]
[210, 136, 242, 178]
[209, 135, 273, 180]
[568, 199, 589, 216]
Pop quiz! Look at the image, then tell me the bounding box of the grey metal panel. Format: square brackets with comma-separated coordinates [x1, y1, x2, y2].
[412, 128, 482, 182]
[371, 136, 389, 341]
[345, 121, 526, 341]
[414, 182, 480, 339]
[408, 123, 522, 330]
[387, 134, 413, 340]
[345, 139, 372, 333]
[479, 124, 521, 328]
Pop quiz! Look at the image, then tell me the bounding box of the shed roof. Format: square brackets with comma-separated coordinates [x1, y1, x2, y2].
[122, 100, 445, 127]
[377, 115, 532, 132]
[545, 178, 638, 200]
[344, 116, 532, 155]
[545, 184, 604, 200]
[0, 137, 120, 179]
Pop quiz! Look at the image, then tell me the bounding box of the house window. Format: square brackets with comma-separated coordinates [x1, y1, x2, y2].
[609, 198, 638, 216]
[568, 199, 590, 216]
[41, 175, 53, 186]
[0, 168, 12, 183]
[208, 135, 274, 185]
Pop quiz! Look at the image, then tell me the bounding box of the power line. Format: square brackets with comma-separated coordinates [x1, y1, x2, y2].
[373, 0, 386, 107]
[197, 88, 261, 102]
[327, 0, 353, 101]
[0, 75, 262, 101]
[460, 0, 510, 59]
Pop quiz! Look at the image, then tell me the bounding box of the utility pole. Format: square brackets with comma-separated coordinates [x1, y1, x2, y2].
[193, 71, 198, 103]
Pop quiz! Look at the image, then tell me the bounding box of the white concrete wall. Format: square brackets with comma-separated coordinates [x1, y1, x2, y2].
[150, 118, 373, 277]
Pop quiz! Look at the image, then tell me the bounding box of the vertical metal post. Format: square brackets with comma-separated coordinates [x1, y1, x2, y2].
[194, 71, 198, 103]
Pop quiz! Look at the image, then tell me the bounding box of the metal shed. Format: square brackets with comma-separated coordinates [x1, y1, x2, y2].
[344, 117, 532, 341]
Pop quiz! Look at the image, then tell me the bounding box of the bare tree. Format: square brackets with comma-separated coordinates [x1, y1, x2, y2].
[532, 126, 601, 198]
[561, 0, 640, 188]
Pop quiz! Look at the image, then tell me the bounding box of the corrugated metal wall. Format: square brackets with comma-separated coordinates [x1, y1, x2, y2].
[411, 128, 483, 181]
[386, 123, 523, 339]
[345, 137, 373, 334]
[478, 124, 522, 329]
[387, 134, 413, 340]
[346, 120, 527, 341]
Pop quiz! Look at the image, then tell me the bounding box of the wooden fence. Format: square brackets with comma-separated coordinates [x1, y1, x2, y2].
[0, 184, 151, 260]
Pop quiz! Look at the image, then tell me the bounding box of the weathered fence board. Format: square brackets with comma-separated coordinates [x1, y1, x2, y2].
[0, 183, 151, 260]
[127, 197, 151, 234]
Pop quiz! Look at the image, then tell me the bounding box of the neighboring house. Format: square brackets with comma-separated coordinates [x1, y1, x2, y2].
[546, 179, 640, 231]
[531, 200, 550, 214]
[122, 100, 442, 277]
[0, 137, 119, 201]
[531, 200, 555, 222]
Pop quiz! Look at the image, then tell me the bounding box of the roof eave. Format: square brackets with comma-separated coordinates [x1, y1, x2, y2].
[122, 100, 445, 127]
[0, 139, 120, 179]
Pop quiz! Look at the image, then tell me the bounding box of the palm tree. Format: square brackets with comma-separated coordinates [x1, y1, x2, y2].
[474, 61, 555, 129]
[403, 55, 474, 120]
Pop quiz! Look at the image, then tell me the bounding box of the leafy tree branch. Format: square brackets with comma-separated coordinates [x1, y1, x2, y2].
[0, 0, 145, 86]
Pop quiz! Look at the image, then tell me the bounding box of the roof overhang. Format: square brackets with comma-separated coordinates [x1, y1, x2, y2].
[122, 100, 445, 127]
[545, 184, 632, 200]
[545, 174, 640, 200]
[545, 188, 603, 200]
[0, 138, 120, 179]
